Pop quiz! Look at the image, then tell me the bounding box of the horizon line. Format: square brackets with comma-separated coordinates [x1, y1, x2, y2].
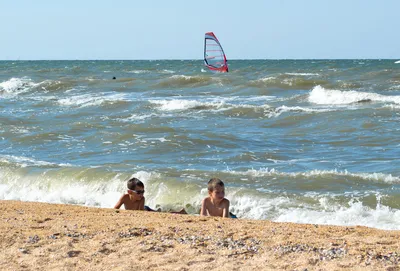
[1, 58, 399, 61]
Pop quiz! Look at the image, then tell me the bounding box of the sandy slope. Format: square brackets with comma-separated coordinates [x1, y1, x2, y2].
[1, 200, 399, 270]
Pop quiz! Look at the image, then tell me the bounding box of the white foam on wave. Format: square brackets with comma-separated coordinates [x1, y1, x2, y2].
[0, 155, 73, 168]
[119, 113, 158, 123]
[228, 191, 281, 220]
[302, 169, 400, 184]
[257, 76, 276, 82]
[2, 126, 30, 134]
[165, 74, 222, 84]
[252, 76, 313, 87]
[228, 188, 400, 230]
[230, 168, 400, 184]
[149, 96, 276, 112]
[0, 77, 38, 97]
[0, 169, 158, 208]
[127, 70, 151, 74]
[144, 137, 170, 143]
[285, 73, 320, 76]
[388, 85, 400, 91]
[232, 95, 276, 103]
[170, 75, 192, 80]
[267, 105, 334, 118]
[0, 172, 122, 208]
[58, 93, 128, 108]
[309, 85, 400, 105]
[273, 198, 400, 230]
[161, 69, 175, 74]
[384, 104, 400, 110]
[150, 99, 224, 111]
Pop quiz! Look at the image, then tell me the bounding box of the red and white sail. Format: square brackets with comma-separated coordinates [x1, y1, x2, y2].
[204, 32, 228, 72]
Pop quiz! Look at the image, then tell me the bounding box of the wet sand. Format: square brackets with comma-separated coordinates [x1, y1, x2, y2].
[1, 200, 399, 270]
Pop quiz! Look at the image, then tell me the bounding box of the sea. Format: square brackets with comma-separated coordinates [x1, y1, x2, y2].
[1, 59, 400, 230]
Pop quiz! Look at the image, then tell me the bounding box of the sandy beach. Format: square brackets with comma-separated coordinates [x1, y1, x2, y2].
[1, 200, 399, 271]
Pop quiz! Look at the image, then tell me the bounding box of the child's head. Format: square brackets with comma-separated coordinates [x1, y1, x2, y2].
[207, 178, 225, 201]
[127, 177, 145, 199]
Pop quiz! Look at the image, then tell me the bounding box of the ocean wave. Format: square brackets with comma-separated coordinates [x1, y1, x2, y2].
[285, 72, 320, 76]
[220, 104, 327, 119]
[160, 69, 176, 74]
[0, 77, 39, 97]
[118, 113, 159, 123]
[232, 168, 400, 184]
[266, 105, 334, 118]
[272, 197, 400, 230]
[57, 93, 129, 108]
[227, 189, 400, 228]
[0, 77, 83, 98]
[106, 77, 136, 83]
[334, 80, 364, 90]
[39, 79, 78, 92]
[0, 166, 128, 207]
[149, 99, 225, 112]
[309, 85, 400, 105]
[0, 167, 200, 211]
[388, 84, 400, 91]
[148, 96, 335, 119]
[126, 70, 151, 74]
[0, 155, 72, 168]
[153, 75, 226, 88]
[384, 104, 400, 110]
[1, 164, 399, 229]
[148, 96, 275, 114]
[249, 74, 328, 89]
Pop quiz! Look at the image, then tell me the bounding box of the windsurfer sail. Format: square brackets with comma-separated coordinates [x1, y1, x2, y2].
[204, 32, 228, 72]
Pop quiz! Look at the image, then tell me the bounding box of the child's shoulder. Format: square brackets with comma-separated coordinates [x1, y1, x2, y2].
[120, 193, 130, 200]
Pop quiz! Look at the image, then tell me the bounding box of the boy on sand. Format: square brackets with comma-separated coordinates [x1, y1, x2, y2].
[114, 177, 145, 210]
[200, 178, 231, 218]
[114, 177, 186, 214]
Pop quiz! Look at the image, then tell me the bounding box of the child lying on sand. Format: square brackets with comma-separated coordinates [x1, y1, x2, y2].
[114, 177, 186, 214]
[114, 177, 145, 210]
[200, 178, 235, 218]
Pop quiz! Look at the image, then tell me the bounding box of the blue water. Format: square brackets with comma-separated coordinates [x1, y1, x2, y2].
[1, 60, 400, 229]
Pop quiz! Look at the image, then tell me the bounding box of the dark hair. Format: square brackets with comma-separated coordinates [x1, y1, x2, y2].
[207, 178, 224, 192]
[127, 177, 144, 190]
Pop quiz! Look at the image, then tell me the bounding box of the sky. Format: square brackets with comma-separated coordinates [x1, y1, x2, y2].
[1, 0, 400, 60]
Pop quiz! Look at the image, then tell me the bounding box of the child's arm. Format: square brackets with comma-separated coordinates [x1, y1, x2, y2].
[114, 194, 126, 209]
[138, 197, 145, 210]
[200, 198, 208, 216]
[221, 199, 230, 218]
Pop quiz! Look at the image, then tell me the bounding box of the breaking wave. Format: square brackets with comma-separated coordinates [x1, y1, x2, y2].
[309, 85, 400, 105]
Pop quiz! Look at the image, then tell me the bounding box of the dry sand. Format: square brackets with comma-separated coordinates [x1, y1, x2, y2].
[1, 200, 399, 270]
